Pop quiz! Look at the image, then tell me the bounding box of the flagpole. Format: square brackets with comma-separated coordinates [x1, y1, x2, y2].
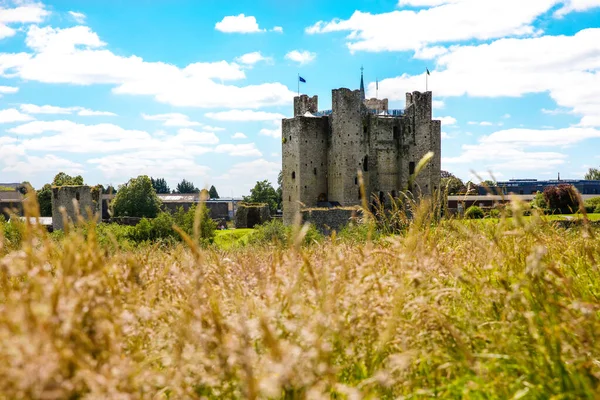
[376, 78, 378, 99]
[297, 73, 299, 96]
[426, 70, 428, 92]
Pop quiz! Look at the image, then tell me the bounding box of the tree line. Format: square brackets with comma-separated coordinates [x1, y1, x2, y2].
[19, 172, 283, 218]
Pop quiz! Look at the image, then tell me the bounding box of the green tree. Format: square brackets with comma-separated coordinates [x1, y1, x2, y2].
[276, 171, 283, 210]
[52, 172, 84, 186]
[243, 180, 279, 214]
[208, 185, 219, 199]
[112, 175, 162, 218]
[103, 185, 117, 194]
[151, 177, 171, 194]
[440, 171, 466, 195]
[37, 184, 53, 217]
[584, 167, 600, 180]
[175, 179, 199, 194]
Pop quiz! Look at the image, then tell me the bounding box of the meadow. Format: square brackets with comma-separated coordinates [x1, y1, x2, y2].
[1, 198, 600, 399]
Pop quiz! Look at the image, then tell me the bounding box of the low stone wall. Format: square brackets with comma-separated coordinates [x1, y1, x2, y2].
[301, 207, 363, 235]
[235, 203, 270, 228]
[0, 201, 22, 220]
[551, 220, 600, 229]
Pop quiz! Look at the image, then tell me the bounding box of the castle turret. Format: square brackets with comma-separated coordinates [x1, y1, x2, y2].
[359, 66, 366, 101]
[293, 95, 318, 117]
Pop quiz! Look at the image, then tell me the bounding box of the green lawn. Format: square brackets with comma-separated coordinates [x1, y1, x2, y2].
[214, 228, 254, 249]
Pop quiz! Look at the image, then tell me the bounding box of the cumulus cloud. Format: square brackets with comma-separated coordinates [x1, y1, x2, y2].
[0, 108, 35, 123]
[232, 132, 247, 139]
[235, 51, 273, 66]
[3, 154, 83, 175]
[285, 50, 316, 65]
[0, 2, 49, 39]
[306, 0, 560, 52]
[0, 85, 18, 94]
[369, 29, 600, 128]
[443, 126, 600, 172]
[20, 104, 117, 116]
[215, 143, 262, 157]
[435, 116, 457, 126]
[68, 11, 86, 23]
[205, 109, 286, 121]
[0, 25, 295, 109]
[272, 26, 283, 33]
[215, 14, 263, 33]
[142, 113, 201, 127]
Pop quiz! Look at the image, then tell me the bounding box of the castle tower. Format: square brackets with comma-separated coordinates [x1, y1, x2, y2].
[329, 88, 368, 206]
[404, 91, 441, 195]
[282, 96, 329, 225]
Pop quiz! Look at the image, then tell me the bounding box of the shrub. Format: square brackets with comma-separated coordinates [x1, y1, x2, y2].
[464, 205, 484, 219]
[543, 184, 580, 214]
[530, 191, 548, 211]
[583, 196, 600, 213]
[173, 205, 216, 246]
[248, 219, 289, 246]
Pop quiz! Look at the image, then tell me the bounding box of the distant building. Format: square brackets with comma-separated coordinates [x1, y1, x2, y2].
[479, 179, 600, 196]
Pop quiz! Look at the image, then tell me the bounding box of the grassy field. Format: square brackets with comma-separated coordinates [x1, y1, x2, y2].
[214, 228, 255, 249]
[2, 201, 600, 398]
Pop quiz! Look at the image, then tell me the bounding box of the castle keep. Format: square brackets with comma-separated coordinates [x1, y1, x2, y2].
[282, 73, 441, 225]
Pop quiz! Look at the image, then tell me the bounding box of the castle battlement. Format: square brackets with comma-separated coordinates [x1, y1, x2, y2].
[282, 77, 441, 225]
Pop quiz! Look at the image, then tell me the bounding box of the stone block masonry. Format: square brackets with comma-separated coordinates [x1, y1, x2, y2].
[282, 77, 442, 225]
[235, 203, 270, 228]
[51, 186, 100, 231]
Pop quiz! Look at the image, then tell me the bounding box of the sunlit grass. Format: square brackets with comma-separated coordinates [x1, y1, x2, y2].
[1, 196, 600, 398]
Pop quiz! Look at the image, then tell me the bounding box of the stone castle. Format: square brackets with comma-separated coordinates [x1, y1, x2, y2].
[282, 71, 441, 225]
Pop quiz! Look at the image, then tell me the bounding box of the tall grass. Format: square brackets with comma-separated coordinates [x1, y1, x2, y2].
[1, 193, 600, 398]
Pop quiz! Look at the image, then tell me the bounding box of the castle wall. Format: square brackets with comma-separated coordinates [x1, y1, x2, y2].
[367, 116, 403, 204]
[51, 186, 100, 231]
[293, 95, 318, 117]
[330, 88, 368, 206]
[282, 116, 329, 225]
[364, 98, 388, 112]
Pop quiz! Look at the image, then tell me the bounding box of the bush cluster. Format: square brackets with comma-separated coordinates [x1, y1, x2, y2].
[248, 219, 323, 246]
[583, 196, 600, 214]
[464, 205, 484, 219]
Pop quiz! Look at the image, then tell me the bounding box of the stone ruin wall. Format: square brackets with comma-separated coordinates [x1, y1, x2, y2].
[234, 203, 270, 229]
[301, 207, 363, 235]
[51, 186, 100, 231]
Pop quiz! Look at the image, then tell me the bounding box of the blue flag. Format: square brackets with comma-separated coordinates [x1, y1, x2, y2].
[299, 76, 306, 83]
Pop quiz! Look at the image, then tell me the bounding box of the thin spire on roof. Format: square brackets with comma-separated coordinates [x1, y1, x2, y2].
[360, 65, 365, 101]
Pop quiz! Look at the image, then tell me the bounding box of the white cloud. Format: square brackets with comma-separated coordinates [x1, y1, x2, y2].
[235, 51, 272, 66]
[480, 121, 493, 126]
[0, 2, 49, 39]
[441, 131, 451, 139]
[68, 11, 86, 23]
[232, 132, 247, 139]
[414, 46, 448, 60]
[432, 100, 445, 109]
[215, 143, 262, 157]
[175, 128, 220, 145]
[259, 127, 281, 138]
[555, 0, 600, 16]
[502, 113, 511, 119]
[20, 104, 116, 116]
[0, 108, 35, 123]
[77, 109, 116, 116]
[0, 85, 18, 94]
[435, 116, 456, 125]
[285, 50, 316, 65]
[205, 109, 286, 121]
[215, 14, 263, 33]
[88, 153, 211, 181]
[217, 158, 279, 181]
[272, 26, 283, 33]
[306, 1, 560, 52]
[0, 25, 295, 109]
[142, 113, 201, 127]
[369, 29, 600, 128]
[2, 154, 83, 175]
[443, 126, 600, 172]
[202, 125, 226, 132]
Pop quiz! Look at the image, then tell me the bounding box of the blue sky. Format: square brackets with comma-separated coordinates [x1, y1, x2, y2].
[1, 0, 599, 195]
